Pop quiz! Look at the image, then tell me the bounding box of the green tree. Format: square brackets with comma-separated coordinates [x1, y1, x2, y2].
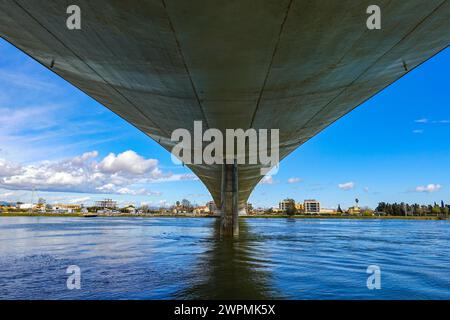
[432, 205, 441, 215]
[415, 205, 423, 216]
[282, 199, 296, 215]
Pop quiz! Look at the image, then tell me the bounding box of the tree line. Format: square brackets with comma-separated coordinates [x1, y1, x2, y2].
[376, 201, 449, 216]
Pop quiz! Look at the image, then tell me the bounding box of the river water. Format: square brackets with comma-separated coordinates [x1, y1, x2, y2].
[0, 217, 449, 299]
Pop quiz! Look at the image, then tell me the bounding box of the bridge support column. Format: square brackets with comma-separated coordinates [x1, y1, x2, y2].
[220, 161, 239, 237]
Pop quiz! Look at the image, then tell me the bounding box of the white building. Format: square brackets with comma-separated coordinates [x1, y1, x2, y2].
[123, 205, 136, 214]
[304, 200, 320, 214]
[279, 199, 295, 212]
[95, 199, 117, 209]
[18, 203, 33, 210]
[51, 204, 81, 213]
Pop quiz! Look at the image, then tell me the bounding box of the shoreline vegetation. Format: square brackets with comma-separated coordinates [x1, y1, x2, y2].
[0, 212, 445, 220]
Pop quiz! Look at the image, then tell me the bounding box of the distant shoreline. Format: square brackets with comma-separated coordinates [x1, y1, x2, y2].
[0, 212, 445, 220]
[243, 214, 442, 220]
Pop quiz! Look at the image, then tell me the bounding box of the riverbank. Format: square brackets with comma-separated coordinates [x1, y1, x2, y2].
[242, 214, 442, 220]
[0, 212, 214, 218]
[0, 212, 445, 220]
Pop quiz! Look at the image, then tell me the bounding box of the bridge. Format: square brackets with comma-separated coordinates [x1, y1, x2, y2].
[0, 0, 448, 236]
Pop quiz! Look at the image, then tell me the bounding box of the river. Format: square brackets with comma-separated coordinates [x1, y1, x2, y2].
[0, 217, 449, 299]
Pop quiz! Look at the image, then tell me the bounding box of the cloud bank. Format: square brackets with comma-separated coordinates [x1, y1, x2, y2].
[415, 184, 441, 193]
[0, 150, 195, 195]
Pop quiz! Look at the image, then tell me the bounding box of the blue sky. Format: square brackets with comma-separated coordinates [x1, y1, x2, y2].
[0, 38, 449, 209]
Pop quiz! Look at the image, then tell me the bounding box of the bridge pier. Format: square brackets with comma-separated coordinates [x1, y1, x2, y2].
[220, 161, 239, 237]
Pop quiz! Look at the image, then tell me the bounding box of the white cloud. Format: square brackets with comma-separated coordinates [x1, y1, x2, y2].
[0, 70, 56, 91]
[0, 101, 126, 163]
[0, 192, 14, 198]
[414, 119, 450, 125]
[412, 129, 424, 134]
[185, 193, 209, 198]
[338, 181, 355, 190]
[69, 196, 91, 204]
[98, 150, 158, 175]
[0, 150, 193, 195]
[96, 183, 115, 192]
[70, 151, 98, 165]
[287, 177, 301, 184]
[363, 187, 369, 193]
[416, 119, 450, 124]
[0, 105, 58, 133]
[146, 173, 197, 183]
[260, 175, 275, 185]
[0, 158, 22, 177]
[415, 184, 442, 193]
[116, 187, 161, 196]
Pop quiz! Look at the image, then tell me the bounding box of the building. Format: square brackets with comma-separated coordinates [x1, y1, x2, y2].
[95, 199, 117, 209]
[304, 200, 320, 214]
[320, 208, 336, 214]
[272, 207, 283, 214]
[279, 199, 296, 212]
[172, 207, 185, 214]
[295, 202, 304, 213]
[246, 202, 253, 214]
[52, 204, 81, 213]
[18, 203, 33, 210]
[347, 206, 361, 215]
[172, 202, 188, 214]
[252, 207, 266, 215]
[123, 205, 136, 214]
[193, 206, 210, 214]
[206, 201, 218, 213]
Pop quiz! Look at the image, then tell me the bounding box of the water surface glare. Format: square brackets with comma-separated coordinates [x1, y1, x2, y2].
[0, 217, 449, 299]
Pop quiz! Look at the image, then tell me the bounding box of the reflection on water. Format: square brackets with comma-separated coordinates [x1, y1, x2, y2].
[0, 217, 449, 299]
[175, 220, 281, 299]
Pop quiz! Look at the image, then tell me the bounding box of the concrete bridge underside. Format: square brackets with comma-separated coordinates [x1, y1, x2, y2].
[0, 0, 449, 235]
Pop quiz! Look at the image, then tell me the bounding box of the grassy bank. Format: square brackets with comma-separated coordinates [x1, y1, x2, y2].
[0, 212, 215, 218]
[0, 212, 82, 217]
[242, 214, 441, 220]
[0, 212, 444, 220]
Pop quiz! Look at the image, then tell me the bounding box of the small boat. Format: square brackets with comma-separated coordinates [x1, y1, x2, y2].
[83, 213, 98, 218]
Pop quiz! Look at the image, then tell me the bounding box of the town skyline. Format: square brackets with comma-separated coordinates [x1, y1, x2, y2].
[2, 192, 450, 215]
